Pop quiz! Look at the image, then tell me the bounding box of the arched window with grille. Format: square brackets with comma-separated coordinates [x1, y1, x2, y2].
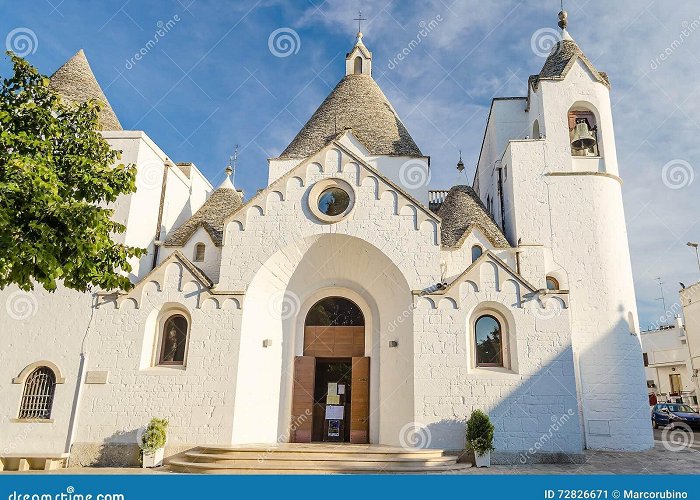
[18, 367, 57, 419]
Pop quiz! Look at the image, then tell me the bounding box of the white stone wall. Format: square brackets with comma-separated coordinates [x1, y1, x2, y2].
[413, 253, 582, 457]
[75, 262, 241, 447]
[0, 285, 93, 454]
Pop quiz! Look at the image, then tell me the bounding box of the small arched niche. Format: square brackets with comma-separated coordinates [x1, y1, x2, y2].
[532, 119, 540, 139]
[471, 245, 483, 263]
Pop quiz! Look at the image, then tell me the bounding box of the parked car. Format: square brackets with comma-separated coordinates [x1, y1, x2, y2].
[652, 403, 700, 430]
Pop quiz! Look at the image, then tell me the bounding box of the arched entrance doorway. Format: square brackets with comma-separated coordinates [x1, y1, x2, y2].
[291, 297, 370, 444]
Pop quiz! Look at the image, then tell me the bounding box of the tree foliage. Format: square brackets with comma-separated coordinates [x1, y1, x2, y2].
[0, 52, 144, 292]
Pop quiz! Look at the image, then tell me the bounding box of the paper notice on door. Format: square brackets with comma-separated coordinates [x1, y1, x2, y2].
[337, 384, 345, 395]
[326, 394, 340, 405]
[327, 382, 338, 396]
[325, 405, 344, 419]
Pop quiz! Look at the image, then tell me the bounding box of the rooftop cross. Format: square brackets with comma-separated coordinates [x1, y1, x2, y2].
[227, 144, 239, 184]
[353, 10, 367, 33]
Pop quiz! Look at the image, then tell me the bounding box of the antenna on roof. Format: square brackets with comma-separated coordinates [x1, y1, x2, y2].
[655, 277, 667, 322]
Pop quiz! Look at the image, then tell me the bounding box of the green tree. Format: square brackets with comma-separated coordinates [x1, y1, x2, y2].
[0, 52, 144, 292]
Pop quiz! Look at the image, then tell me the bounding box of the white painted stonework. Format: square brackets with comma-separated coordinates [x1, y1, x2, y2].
[0, 28, 653, 465]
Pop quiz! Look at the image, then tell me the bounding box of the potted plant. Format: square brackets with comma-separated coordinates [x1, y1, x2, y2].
[140, 418, 168, 468]
[466, 409, 495, 467]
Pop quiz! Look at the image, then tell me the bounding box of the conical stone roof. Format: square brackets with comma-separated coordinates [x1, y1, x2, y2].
[164, 182, 243, 247]
[529, 38, 609, 91]
[49, 49, 123, 131]
[439, 185, 510, 249]
[279, 74, 422, 159]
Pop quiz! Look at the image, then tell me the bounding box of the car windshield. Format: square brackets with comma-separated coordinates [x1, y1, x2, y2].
[667, 404, 696, 413]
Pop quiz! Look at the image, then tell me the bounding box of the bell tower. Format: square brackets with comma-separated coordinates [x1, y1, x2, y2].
[507, 10, 653, 451]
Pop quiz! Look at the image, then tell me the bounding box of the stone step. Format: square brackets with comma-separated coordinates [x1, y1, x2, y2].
[168, 444, 464, 474]
[192, 444, 446, 455]
[185, 449, 450, 461]
[182, 453, 457, 466]
[168, 459, 467, 474]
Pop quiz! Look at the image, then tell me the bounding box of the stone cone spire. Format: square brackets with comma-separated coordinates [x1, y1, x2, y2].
[49, 49, 123, 131]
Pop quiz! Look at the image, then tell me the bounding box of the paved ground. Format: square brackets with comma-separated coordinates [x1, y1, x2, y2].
[9, 430, 700, 475]
[464, 429, 700, 475]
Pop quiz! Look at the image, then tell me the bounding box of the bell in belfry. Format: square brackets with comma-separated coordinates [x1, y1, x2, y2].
[571, 118, 597, 150]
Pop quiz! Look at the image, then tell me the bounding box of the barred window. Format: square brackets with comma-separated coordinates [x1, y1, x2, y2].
[18, 367, 56, 419]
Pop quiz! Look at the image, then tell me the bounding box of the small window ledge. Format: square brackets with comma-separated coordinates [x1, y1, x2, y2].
[470, 366, 520, 379]
[140, 365, 187, 373]
[11, 418, 54, 424]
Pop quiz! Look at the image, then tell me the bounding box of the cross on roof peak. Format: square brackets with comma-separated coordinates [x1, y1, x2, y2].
[353, 10, 367, 34]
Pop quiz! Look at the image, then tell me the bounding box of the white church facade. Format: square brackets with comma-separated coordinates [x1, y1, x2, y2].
[0, 14, 653, 468]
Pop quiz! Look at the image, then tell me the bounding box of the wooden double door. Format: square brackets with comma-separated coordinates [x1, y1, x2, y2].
[291, 326, 369, 444]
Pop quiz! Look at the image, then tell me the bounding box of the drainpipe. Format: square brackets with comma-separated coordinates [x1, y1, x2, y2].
[64, 292, 97, 456]
[496, 165, 506, 234]
[151, 160, 171, 270]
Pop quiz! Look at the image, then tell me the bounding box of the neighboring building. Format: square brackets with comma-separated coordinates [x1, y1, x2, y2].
[0, 11, 653, 469]
[640, 318, 697, 406]
[681, 280, 700, 400]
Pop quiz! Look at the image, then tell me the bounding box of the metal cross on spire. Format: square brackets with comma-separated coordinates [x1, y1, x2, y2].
[228, 144, 239, 185]
[353, 10, 367, 33]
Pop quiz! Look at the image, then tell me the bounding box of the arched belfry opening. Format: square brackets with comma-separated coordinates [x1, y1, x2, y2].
[353, 56, 362, 74]
[292, 296, 369, 444]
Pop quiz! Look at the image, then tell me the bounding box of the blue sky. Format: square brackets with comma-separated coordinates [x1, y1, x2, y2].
[2, 0, 699, 328]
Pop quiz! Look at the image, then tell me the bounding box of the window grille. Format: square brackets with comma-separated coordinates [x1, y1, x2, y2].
[18, 367, 56, 419]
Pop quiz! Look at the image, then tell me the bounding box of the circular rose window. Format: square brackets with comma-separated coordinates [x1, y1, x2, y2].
[318, 187, 350, 216]
[308, 179, 355, 223]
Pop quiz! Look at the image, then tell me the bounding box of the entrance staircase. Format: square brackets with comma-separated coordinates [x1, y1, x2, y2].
[168, 443, 469, 474]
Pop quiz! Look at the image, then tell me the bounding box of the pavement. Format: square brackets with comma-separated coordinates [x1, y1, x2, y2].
[464, 429, 700, 475]
[7, 430, 700, 475]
